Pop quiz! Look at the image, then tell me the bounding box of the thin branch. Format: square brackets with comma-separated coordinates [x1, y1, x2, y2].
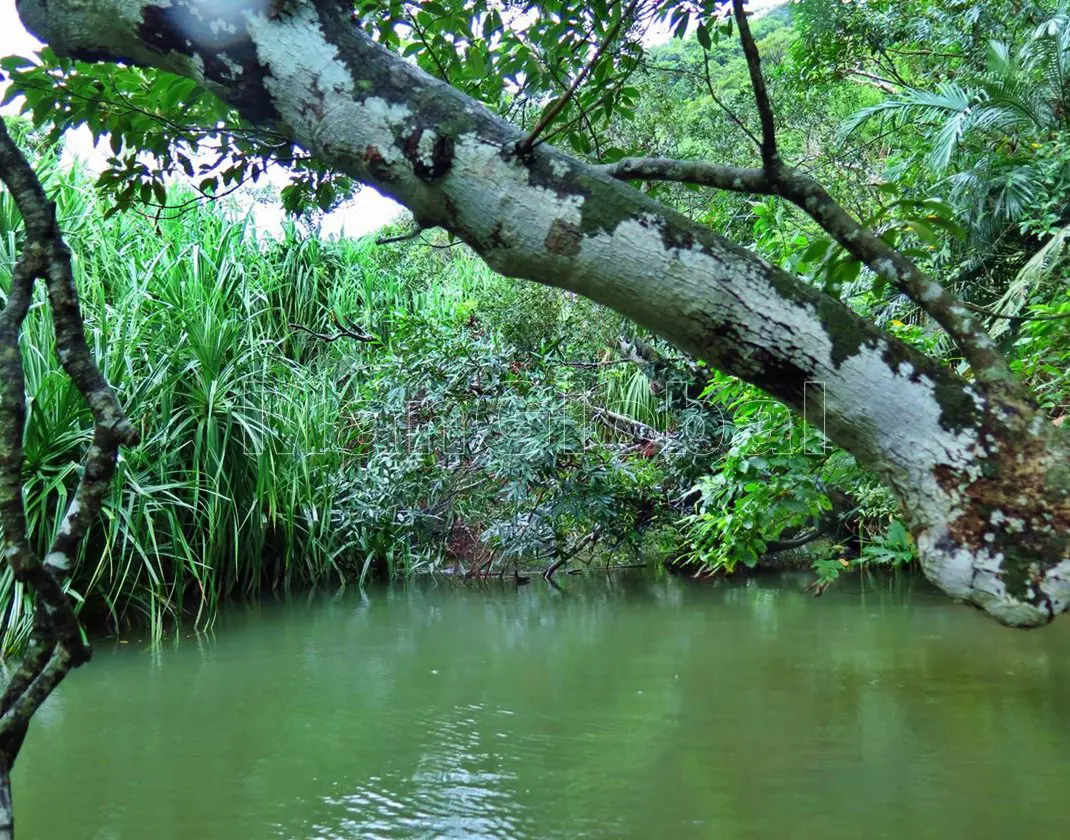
[593, 407, 663, 443]
[544, 528, 601, 581]
[963, 301, 1070, 322]
[596, 3, 1025, 401]
[732, 0, 778, 167]
[289, 316, 376, 343]
[407, 13, 452, 83]
[701, 44, 761, 149]
[0, 648, 73, 737]
[873, 43, 911, 88]
[538, 55, 605, 157]
[558, 358, 632, 368]
[0, 612, 52, 721]
[376, 226, 424, 245]
[596, 157, 768, 191]
[885, 48, 964, 58]
[846, 69, 901, 94]
[541, 80, 621, 147]
[597, 153, 1021, 396]
[0, 118, 138, 779]
[765, 529, 822, 552]
[517, 0, 639, 154]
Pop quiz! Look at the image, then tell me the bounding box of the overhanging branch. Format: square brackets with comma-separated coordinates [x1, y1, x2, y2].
[16, 0, 1067, 626]
[655, 0, 1024, 401]
[597, 149, 1021, 398]
[595, 0, 1022, 401]
[0, 118, 138, 780]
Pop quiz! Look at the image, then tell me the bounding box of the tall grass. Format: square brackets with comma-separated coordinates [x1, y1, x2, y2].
[0, 135, 670, 655]
[0, 155, 485, 654]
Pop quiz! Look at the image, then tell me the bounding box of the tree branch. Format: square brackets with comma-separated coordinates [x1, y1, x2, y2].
[19, 0, 1069, 626]
[0, 118, 137, 784]
[517, 0, 639, 154]
[732, 0, 778, 167]
[596, 152, 1020, 397]
[963, 301, 1070, 322]
[719, 2, 1020, 395]
[701, 43, 761, 149]
[544, 528, 600, 581]
[375, 225, 424, 245]
[289, 315, 376, 343]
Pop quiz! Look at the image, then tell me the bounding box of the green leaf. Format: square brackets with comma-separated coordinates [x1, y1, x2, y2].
[696, 23, 712, 50]
[800, 237, 834, 265]
[906, 219, 942, 246]
[466, 46, 485, 76]
[316, 181, 336, 211]
[673, 11, 690, 39]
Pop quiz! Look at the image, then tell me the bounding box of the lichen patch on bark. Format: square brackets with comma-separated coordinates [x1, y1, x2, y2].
[544, 219, 583, 257]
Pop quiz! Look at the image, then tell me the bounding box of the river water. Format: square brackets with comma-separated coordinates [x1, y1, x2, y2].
[15, 572, 1070, 839]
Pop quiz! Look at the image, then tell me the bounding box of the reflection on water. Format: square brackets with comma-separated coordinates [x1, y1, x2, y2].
[14, 572, 1070, 839]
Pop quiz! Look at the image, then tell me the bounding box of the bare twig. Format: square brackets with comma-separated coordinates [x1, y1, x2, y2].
[732, 0, 777, 167]
[289, 315, 376, 343]
[701, 45, 761, 149]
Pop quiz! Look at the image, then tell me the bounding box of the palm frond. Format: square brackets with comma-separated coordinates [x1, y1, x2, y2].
[841, 83, 974, 170]
[989, 225, 1070, 337]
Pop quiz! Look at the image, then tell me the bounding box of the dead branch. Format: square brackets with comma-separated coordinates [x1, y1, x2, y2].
[289, 313, 376, 343]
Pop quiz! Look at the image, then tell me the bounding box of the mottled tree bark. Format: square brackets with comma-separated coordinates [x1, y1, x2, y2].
[0, 118, 137, 835]
[14, 0, 1070, 627]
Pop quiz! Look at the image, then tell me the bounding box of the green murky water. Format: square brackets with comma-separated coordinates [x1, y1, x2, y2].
[15, 573, 1070, 839]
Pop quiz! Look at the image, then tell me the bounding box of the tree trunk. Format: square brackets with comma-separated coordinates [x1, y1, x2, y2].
[17, 0, 1070, 626]
[0, 764, 12, 840]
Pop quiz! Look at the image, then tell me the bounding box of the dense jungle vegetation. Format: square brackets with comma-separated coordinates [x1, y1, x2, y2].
[1, 0, 1069, 655]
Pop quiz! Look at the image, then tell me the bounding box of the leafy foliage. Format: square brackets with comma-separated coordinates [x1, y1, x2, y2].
[846, 14, 1070, 234]
[0, 134, 698, 651]
[5, 0, 1070, 616]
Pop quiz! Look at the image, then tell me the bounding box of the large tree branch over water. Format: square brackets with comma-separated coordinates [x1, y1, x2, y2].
[13, 0, 1070, 627]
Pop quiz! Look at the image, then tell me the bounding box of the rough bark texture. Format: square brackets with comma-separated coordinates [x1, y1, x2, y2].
[0, 113, 137, 834]
[15, 0, 1070, 626]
